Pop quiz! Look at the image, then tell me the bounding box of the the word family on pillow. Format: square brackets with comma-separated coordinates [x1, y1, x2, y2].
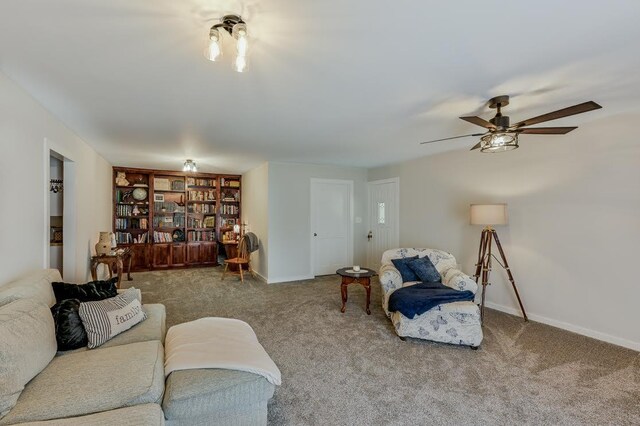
[78, 288, 147, 348]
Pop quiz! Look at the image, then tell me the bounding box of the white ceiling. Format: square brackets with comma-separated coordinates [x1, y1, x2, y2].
[1, 0, 640, 173]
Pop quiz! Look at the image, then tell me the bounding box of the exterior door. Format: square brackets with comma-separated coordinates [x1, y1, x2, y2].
[311, 179, 353, 276]
[367, 178, 399, 271]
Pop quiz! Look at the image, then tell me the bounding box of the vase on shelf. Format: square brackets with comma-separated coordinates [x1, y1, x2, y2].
[95, 232, 113, 256]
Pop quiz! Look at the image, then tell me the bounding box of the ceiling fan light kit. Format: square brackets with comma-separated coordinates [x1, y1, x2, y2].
[205, 15, 249, 72]
[480, 132, 518, 153]
[421, 95, 602, 152]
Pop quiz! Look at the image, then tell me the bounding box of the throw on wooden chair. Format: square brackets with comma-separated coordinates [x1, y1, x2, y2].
[222, 236, 255, 283]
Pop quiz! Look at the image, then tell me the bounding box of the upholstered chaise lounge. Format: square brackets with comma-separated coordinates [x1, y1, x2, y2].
[379, 248, 483, 348]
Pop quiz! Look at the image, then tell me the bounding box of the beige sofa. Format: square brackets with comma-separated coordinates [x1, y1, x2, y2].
[0, 269, 274, 425]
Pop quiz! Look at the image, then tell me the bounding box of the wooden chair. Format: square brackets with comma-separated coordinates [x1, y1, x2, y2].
[221, 236, 255, 283]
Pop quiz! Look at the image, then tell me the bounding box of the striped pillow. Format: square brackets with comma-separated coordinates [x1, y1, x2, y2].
[78, 288, 147, 348]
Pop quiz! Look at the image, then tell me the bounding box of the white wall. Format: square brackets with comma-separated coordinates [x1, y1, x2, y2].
[267, 162, 368, 283]
[241, 162, 269, 280]
[0, 71, 112, 284]
[368, 115, 640, 350]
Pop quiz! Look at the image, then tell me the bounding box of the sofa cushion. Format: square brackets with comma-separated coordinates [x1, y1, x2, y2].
[79, 288, 147, 348]
[0, 340, 164, 425]
[162, 369, 274, 421]
[52, 278, 118, 303]
[0, 299, 56, 419]
[50, 299, 87, 351]
[16, 404, 164, 426]
[57, 304, 166, 355]
[407, 256, 441, 283]
[0, 270, 59, 308]
[391, 256, 419, 282]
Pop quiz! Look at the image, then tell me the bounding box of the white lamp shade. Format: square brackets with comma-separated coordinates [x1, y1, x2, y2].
[470, 204, 508, 226]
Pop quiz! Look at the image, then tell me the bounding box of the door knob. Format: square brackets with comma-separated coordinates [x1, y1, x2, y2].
[314, 233, 317, 237]
[367, 231, 373, 241]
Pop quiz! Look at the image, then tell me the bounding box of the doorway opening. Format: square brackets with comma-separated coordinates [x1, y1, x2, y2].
[49, 153, 64, 275]
[45, 141, 76, 281]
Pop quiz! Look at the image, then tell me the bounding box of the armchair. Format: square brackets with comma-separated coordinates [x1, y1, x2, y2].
[380, 248, 483, 348]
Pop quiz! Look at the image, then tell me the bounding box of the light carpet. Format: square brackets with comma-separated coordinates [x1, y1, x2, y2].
[124, 267, 640, 425]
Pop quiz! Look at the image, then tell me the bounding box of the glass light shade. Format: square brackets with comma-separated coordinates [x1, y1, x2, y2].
[232, 23, 248, 54]
[480, 132, 518, 153]
[183, 159, 197, 173]
[234, 54, 248, 73]
[470, 204, 508, 226]
[204, 28, 221, 61]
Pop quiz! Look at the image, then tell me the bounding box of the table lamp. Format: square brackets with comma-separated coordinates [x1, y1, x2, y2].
[470, 204, 527, 322]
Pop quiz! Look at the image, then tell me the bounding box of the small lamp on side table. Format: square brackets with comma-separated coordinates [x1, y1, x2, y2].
[470, 204, 527, 322]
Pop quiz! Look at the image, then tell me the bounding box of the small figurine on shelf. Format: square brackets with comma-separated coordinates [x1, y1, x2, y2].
[132, 205, 140, 216]
[115, 172, 129, 186]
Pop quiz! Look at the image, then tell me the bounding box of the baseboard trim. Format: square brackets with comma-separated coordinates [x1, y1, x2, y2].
[252, 271, 268, 283]
[267, 274, 315, 284]
[485, 301, 640, 352]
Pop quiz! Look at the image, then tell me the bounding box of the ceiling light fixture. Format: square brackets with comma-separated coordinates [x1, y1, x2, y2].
[205, 15, 249, 73]
[183, 159, 197, 173]
[480, 132, 519, 153]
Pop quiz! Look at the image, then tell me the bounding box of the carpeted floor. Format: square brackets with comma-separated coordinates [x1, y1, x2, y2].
[124, 267, 640, 425]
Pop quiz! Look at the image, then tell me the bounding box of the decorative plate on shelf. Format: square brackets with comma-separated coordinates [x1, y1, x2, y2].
[132, 188, 148, 201]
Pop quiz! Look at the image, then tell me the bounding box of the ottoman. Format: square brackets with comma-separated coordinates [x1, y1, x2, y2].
[162, 318, 280, 426]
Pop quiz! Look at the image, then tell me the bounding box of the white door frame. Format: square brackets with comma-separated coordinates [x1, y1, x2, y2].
[367, 177, 400, 267]
[310, 178, 354, 276]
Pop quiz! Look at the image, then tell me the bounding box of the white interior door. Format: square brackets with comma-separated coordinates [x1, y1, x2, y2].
[311, 179, 353, 276]
[367, 178, 399, 271]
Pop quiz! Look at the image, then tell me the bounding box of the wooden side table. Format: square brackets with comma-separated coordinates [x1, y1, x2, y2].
[90, 248, 133, 289]
[336, 267, 377, 315]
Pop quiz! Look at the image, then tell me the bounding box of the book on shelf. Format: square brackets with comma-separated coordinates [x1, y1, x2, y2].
[188, 190, 216, 201]
[186, 177, 216, 187]
[188, 230, 215, 242]
[221, 178, 240, 188]
[153, 231, 173, 243]
[221, 204, 239, 215]
[116, 231, 148, 244]
[187, 203, 215, 213]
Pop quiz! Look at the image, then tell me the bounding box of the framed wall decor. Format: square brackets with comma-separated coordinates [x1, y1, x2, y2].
[154, 193, 165, 202]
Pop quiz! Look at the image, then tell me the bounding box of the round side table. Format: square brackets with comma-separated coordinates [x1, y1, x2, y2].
[336, 267, 377, 315]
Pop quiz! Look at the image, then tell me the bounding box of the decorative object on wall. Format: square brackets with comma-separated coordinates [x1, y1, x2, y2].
[470, 204, 528, 322]
[183, 159, 197, 173]
[420, 95, 602, 152]
[50, 179, 63, 193]
[204, 15, 249, 73]
[154, 193, 165, 202]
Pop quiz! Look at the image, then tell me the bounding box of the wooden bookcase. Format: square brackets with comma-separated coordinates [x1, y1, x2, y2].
[112, 167, 241, 271]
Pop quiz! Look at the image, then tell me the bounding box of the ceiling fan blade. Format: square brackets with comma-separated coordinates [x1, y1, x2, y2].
[420, 133, 485, 145]
[470, 142, 482, 151]
[511, 101, 602, 128]
[517, 127, 578, 135]
[460, 116, 496, 129]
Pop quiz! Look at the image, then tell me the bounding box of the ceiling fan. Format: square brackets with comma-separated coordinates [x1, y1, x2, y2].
[420, 95, 602, 152]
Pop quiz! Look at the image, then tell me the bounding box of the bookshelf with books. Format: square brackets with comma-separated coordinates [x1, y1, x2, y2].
[112, 167, 242, 271]
[219, 176, 242, 245]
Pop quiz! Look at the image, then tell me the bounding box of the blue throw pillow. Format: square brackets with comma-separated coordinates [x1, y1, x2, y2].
[391, 256, 419, 282]
[407, 256, 441, 283]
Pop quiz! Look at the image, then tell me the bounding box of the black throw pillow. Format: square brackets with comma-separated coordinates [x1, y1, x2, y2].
[50, 299, 88, 351]
[52, 278, 118, 303]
